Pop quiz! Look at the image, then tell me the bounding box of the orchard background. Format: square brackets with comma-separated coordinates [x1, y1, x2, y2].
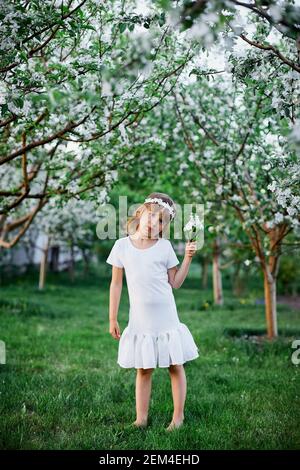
[0, 0, 299, 450]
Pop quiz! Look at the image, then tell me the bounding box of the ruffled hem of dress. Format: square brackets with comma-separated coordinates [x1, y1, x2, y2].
[117, 322, 200, 369]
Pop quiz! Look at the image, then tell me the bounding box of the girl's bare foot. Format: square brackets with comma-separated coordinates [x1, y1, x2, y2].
[166, 417, 184, 431]
[131, 418, 148, 428]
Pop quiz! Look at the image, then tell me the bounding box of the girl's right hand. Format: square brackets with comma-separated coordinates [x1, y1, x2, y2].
[109, 320, 121, 340]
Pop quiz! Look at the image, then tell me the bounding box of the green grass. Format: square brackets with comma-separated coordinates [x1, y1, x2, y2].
[0, 265, 299, 450]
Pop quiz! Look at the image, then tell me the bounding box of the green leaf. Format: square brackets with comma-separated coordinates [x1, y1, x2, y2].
[118, 23, 127, 33]
[13, 97, 24, 109]
[82, 24, 97, 31]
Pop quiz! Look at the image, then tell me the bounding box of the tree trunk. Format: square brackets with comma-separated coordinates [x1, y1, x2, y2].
[81, 248, 90, 274]
[212, 238, 223, 305]
[49, 246, 60, 272]
[202, 256, 209, 289]
[69, 241, 75, 282]
[39, 234, 50, 290]
[232, 206, 287, 339]
[263, 266, 278, 339]
[233, 262, 244, 296]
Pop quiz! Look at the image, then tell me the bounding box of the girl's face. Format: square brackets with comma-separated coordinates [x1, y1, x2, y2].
[139, 204, 170, 238]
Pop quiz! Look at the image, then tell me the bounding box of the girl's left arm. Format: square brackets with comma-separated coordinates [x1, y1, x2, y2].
[167, 241, 197, 289]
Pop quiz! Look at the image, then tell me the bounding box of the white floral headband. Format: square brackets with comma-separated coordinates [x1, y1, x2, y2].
[144, 197, 176, 220]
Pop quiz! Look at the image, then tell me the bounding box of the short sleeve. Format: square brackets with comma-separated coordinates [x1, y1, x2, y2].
[106, 239, 124, 268]
[167, 241, 180, 269]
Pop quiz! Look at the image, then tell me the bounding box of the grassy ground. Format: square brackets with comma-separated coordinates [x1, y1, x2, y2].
[0, 263, 299, 450]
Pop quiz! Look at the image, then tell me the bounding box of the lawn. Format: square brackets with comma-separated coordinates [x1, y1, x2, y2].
[0, 264, 299, 450]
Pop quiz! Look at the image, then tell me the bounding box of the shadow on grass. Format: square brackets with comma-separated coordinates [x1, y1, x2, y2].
[223, 326, 300, 340]
[0, 298, 71, 319]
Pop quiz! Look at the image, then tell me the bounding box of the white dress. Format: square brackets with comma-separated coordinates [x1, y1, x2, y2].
[106, 235, 200, 369]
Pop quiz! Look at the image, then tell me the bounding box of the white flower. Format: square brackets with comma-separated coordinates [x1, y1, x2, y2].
[101, 80, 112, 96]
[286, 206, 296, 216]
[216, 185, 223, 195]
[274, 212, 284, 224]
[262, 164, 271, 171]
[183, 213, 204, 240]
[267, 181, 277, 192]
[119, 123, 128, 143]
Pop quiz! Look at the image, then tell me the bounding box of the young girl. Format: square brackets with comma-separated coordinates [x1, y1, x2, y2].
[106, 192, 199, 431]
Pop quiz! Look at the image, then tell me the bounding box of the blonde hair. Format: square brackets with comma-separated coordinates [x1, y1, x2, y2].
[126, 192, 176, 237]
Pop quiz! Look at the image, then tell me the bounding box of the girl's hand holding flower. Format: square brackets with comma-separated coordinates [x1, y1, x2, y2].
[185, 241, 197, 259]
[183, 212, 203, 261]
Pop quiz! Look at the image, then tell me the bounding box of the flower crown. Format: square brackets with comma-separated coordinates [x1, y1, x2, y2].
[144, 197, 176, 220]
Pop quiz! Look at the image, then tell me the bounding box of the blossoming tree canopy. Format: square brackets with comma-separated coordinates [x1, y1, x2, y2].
[157, 65, 298, 337]
[0, 0, 198, 248]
